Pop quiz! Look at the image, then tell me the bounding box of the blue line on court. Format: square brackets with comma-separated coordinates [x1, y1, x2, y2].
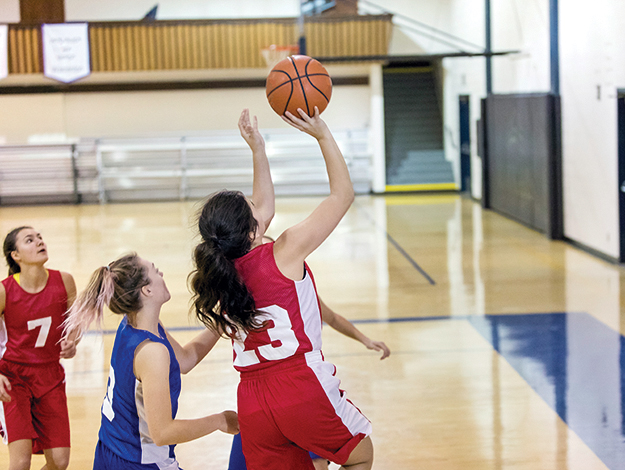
[352, 315, 453, 324]
[469, 312, 625, 470]
[86, 312, 625, 468]
[89, 315, 458, 335]
[385, 233, 436, 285]
[354, 203, 436, 285]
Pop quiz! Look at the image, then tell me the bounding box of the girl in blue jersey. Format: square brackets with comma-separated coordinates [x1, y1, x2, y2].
[63, 253, 238, 470]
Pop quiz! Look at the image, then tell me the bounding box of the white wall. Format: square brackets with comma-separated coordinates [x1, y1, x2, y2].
[0, 94, 66, 143]
[0, 85, 370, 143]
[65, 0, 300, 21]
[359, 0, 454, 55]
[559, 0, 622, 258]
[0, 0, 19, 23]
[491, 0, 550, 94]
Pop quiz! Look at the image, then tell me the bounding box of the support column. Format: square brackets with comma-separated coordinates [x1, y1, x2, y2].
[485, 0, 492, 94]
[370, 63, 386, 193]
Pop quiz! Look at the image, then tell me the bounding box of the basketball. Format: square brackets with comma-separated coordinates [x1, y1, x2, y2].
[266, 55, 332, 117]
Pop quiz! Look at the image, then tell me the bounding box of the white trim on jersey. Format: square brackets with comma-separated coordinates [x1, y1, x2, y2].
[135, 379, 172, 465]
[0, 317, 7, 360]
[0, 316, 7, 444]
[296, 272, 322, 351]
[0, 402, 8, 445]
[305, 351, 372, 437]
[155, 457, 182, 469]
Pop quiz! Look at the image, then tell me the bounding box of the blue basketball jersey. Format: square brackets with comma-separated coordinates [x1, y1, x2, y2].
[98, 317, 181, 466]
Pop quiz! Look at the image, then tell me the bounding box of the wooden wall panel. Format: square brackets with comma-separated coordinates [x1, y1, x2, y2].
[6, 15, 392, 76]
[20, 0, 64, 23]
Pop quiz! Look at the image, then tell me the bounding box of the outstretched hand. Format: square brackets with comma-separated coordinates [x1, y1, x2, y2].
[239, 108, 265, 152]
[282, 107, 329, 140]
[363, 338, 391, 360]
[219, 410, 240, 434]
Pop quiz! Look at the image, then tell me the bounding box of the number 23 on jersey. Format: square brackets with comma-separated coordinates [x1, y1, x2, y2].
[233, 305, 300, 367]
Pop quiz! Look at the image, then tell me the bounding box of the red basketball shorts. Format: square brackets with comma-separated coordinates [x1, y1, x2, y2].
[0, 360, 70, 453]
[237, 351, 371, 470]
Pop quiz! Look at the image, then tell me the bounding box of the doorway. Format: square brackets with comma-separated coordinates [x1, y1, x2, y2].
[459, 95, 471, 193]
[617, 94, 625, 261]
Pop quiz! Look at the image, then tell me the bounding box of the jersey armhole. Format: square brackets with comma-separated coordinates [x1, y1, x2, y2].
[133, 339, 170, 382]
[133, 339, 153, 381]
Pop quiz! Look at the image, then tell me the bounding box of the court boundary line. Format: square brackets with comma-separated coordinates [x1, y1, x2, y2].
[89, 312, 586, 335]
[354, 202, 436, 285]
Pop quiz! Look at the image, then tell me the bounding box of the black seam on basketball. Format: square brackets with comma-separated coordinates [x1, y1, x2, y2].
[282, 57, 296, 115]
[304, 60, 330, 104]
[290, 57, 310, 116]
[267, 72, 330, 99]
[267, 78, 293, 98]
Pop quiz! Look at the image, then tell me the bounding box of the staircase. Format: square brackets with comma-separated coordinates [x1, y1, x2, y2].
[383, 66, 455, 190]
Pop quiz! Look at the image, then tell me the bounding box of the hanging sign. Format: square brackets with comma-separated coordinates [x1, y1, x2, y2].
[42, 23, 90, 83]
[0, 25, 8, 80]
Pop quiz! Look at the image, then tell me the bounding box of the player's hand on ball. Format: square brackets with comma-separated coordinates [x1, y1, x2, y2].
[220, 410, 239, 434]
[239, 108, 265, 151]
[282, 107, 329, 140]
[0, 374, 12, 402]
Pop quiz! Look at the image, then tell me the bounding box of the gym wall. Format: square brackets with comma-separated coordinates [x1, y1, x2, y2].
[1, 0, 624, 259]
[0, 83, 371, 144]
[559, 0, 625, 258]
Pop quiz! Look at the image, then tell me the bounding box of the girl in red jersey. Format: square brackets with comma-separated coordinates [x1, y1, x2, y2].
[0, 226, 79, 470]
[190, 108, 373, 470]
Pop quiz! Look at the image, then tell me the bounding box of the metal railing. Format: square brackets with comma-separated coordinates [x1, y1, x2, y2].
[0, 128, 372, 205]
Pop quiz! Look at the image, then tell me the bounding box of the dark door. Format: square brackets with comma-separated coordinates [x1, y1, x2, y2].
[459, 95, 471, 193]
[618, 95, 625, 261]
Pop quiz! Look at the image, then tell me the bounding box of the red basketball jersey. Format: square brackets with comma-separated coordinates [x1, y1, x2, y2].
[233, 242, 323, 372]
[0, 270, 68, 364]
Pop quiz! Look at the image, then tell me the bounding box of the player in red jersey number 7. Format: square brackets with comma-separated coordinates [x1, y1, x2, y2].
[190, 107, 373, 470]
[0, 226, 79, 470]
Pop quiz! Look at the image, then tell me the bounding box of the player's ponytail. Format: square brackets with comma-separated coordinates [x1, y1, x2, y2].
[63, 253, 150, 339]
[190, 190, 263, 337]
[3, 226, 32, 275]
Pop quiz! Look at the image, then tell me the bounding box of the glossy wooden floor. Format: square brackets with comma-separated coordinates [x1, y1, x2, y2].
[1, 194, 623, 469]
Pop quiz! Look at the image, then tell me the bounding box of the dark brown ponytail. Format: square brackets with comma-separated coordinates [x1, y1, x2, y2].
[3, 226, 32, 276]
[190, 190, 263, 337]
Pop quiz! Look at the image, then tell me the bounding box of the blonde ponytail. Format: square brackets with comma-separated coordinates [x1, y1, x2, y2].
[63, 253, 150, 340]
[63, 266, 114, 340]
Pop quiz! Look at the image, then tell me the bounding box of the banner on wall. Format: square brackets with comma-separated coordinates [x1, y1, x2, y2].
[0, 25, 8, 80]
[42, 23, 90, 83]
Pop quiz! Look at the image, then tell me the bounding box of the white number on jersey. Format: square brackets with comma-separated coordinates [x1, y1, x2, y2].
[233, 305, 299, 367]
[102, 367, 116, 421]
[27, 316, 52, 348]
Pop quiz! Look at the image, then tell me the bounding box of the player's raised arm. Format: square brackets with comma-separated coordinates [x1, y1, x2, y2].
[239, 109, 274, 233]
[163, 327, 221, 374]
[275, 107, 354, 279]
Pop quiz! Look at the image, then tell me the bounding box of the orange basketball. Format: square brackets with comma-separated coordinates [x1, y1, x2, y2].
[266, 55, 332, 117]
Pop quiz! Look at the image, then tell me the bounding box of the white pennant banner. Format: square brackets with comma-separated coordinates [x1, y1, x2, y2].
[0, 25, 8, 80]
[42, 23, 90, 83]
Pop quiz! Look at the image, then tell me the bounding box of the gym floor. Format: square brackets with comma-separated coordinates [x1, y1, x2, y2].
[0, 193, 623, 469]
